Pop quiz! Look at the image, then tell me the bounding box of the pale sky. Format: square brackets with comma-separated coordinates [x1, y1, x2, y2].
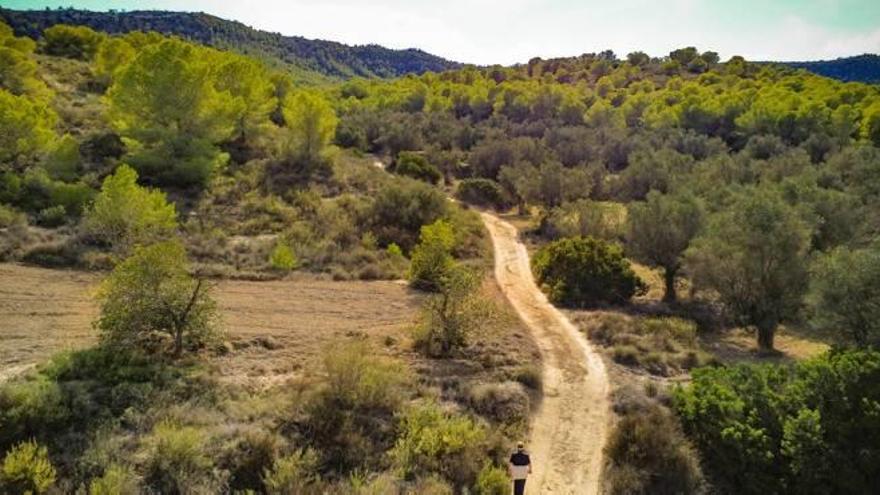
[4, 0, 879, 64]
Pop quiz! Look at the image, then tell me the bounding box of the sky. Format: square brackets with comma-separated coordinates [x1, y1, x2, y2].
[3, 0, 879, 65]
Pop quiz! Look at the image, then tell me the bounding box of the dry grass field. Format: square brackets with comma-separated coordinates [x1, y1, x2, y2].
[0, 262, 541, 392]
[0, 264, 420, 382]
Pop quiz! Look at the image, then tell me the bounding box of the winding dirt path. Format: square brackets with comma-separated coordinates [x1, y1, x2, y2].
[482, 212, 610, 495]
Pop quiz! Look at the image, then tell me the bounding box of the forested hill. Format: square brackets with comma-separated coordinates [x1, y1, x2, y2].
[781, 54, 880, 83]
[0, 8, 460, 82]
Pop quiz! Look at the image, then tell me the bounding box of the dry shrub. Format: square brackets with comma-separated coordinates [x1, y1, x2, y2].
[466, 381, 530, 427]
[604, 403, 705, 495]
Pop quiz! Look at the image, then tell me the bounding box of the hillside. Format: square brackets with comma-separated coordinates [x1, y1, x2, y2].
[781, 54, 880, 83]
[0, 8, 460, 82]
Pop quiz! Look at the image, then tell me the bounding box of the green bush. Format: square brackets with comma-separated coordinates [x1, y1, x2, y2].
[532, 236, 645, 307]
[269, 240, 298, 272]
[142, 420, 217, 494]
[0, 439, 56, 494]
[392, 401, 486, 489]
[83, 164, 177, 250]
[475, 463, 510, 495]
[455, 178, 508, 209]
[392, 151, 442, 184]
[0, 377, 68, 450]
[604, 405, 704, 495]
[369, 179, 447, 252]
[263, 449, 321, 495]
[88, 464, 140, 495]
[674, 349, 880, 494]
[42, 24, 104, 60]
[36, 205, 66, 227]
[305, 343, 411, 473]
[409, 219, 455, 291]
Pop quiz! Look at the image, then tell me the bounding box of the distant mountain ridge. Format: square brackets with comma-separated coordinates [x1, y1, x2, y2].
[779, 54, 880, 84]
[0, 8, 461, 82]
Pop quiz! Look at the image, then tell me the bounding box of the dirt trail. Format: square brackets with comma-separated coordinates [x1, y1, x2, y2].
[482, 212, 610, 495]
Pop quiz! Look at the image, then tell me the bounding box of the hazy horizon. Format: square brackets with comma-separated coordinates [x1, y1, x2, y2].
[3, 0, 879, 65]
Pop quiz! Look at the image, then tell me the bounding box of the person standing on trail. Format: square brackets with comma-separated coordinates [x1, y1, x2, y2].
[509, 441, 532, 495]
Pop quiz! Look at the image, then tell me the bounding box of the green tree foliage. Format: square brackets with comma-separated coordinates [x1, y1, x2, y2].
[543, 199, 625, 242]
[808, 245, 880, 346]
[44, 134, 81, 181]
[279, 91, 338, 179]
[392, 402, 486, 490]
[212, 52, 277, 146]
[685, 189, 810, 351]
[415, 265, 492, 357]
[42, 24, 104, 60]
[391, 151, 442, 184]
[83, 164, 178, 250]
[0, 89, 56, 167]
[674, 349, 880, 494]
[627, 191, 705, 302]
[532, 236, 645, 307]
[409, 219, 456, 291]
[370, 179, 448, 252]
[455, 178, 507, 209]
[93, 37, 135, 86]
[0, 23, 48, 99]
[107, 39, 237, 186]
[0, 439, 56, 494]
[95, 240, 218, 357]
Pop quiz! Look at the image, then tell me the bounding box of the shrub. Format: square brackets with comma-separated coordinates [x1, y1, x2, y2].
[269, 240, 298, 272]
[392, 402, 486, 489]
[604, 405, 704, 495]
[42, 24, 104, 60]
[456, 178, 508, 209]
[305, 343, 411, 473]
[142, 420, 216, 494]
[475, 463, 510, 495]
[532, 236, 645, 307]
[392, 152, 442, 184]
[0, 377, 68, 450]
[83, 164, 178, 251]
[263, 449, 321, 495]
[409, 219, 455, 291]
[369, 179, 447, 252]
[674, 349, 880, 494]
[88, 464, 140, 495]
[96, 240, 219, 356]
[222, 429, 283, 492]
[0, 439, 56, 494]
[415, 265, 494, 358]
[466, 382, 530, 427]
[0, 203, 25, 229]
[36, 205, 66, 227]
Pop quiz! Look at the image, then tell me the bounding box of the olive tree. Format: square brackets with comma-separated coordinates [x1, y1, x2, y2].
[685, 189, 810, 351]
[808, 245, 880, 347]
[627, 191, 705, 302]
[95, 240, 219, 357]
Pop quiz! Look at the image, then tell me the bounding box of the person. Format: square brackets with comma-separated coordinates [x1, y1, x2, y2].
[508, 441, 532, 495]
